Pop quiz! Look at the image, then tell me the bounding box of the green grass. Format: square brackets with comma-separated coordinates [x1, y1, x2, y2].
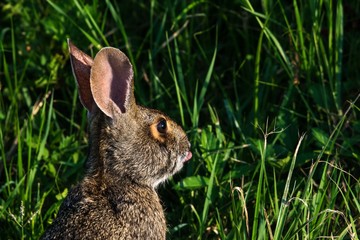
[1, 0, 360, 239]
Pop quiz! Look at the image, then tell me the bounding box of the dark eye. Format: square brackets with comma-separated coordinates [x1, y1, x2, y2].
[157, 118, 167, 134]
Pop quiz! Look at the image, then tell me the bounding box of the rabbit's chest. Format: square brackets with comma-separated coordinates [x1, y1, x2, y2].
[104, 188, 167, 239]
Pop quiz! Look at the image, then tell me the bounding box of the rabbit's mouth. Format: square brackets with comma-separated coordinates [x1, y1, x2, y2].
[152, 151, 191, 188]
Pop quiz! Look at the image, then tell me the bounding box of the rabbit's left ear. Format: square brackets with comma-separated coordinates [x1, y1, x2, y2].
[68, 39, 95, 112]
[90, 47, 135, 118]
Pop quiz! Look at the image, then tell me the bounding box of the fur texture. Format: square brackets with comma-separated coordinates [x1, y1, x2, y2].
[41, 40, 191, 239]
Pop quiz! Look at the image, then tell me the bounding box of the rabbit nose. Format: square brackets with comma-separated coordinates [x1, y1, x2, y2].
[184, 151, 192, 162]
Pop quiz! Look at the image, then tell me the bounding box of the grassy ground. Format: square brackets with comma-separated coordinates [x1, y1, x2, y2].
[1, 0, 360, 239]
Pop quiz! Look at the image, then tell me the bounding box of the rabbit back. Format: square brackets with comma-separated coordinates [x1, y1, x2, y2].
[41, 179, 166, 239]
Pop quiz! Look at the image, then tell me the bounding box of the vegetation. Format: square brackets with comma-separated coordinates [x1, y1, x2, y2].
[1, 0, 359, 239]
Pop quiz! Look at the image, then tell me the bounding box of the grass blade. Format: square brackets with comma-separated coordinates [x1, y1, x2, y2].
[273, 134, 305, 238]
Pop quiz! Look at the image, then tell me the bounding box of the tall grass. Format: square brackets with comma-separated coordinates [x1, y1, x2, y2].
[1, 0, 359, 239]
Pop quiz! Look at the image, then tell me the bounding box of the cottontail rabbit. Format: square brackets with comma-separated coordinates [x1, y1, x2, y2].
[41, 40, 192, 239]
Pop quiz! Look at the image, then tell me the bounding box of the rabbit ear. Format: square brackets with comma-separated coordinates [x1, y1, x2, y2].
[90, 47, 135, 118]
[68, 39, 95, 112]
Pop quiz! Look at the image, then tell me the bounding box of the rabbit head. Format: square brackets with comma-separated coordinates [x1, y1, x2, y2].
[68, 40, 192, 188]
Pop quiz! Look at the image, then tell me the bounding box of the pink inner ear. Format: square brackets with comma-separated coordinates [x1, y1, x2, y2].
[90, 47, 134, 118]
[107, 55, 132, 113]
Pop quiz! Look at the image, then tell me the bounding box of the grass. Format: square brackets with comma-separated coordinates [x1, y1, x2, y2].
[1, 0, 360, 239]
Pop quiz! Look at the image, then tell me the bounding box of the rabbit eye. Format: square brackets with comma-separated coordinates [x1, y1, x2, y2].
[157, 118, 167, 134]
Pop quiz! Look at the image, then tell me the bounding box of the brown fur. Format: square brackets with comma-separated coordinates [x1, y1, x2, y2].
[41, 40, 191, 239]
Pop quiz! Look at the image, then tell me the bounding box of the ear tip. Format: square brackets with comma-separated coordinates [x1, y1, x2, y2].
[98, 47, 132, 63]
[94, 47, 134, 77]
[68, 39, 76, 54]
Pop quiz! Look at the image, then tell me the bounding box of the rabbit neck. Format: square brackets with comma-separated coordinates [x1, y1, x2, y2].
[84, 110, 105, 179]
[84, 110, 154, 188]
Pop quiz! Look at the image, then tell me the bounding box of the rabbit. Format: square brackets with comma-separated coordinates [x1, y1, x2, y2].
[41, 39, 192, 240]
